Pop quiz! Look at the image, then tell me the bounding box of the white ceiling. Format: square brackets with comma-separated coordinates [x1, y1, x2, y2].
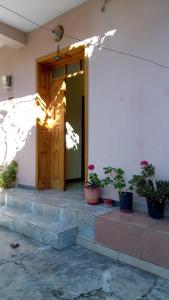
[0, 0, 88, 32]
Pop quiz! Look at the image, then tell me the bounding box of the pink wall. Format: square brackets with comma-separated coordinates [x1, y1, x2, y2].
[0, 0, 169, 194]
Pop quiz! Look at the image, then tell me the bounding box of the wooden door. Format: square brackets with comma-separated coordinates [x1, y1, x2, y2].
[37, 63, 51, 189]
[37, 122, 51, 189]
[50, 79, 66, 190]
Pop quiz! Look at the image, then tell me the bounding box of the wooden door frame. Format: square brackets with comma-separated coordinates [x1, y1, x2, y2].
[35, 45, 88, 189]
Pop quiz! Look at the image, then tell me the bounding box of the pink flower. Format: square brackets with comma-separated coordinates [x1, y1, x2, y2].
[140, 160, 149, 167]
[88, 164, 95, 171]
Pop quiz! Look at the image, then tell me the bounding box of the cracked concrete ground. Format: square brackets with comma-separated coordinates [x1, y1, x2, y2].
[0, 227, 169, 300]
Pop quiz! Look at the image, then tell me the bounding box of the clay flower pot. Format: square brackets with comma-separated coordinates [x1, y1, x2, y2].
[84, 186, 100, 205]
[102, 198, 113, 207]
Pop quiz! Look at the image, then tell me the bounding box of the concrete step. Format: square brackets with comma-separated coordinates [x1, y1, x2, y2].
[0, 207, 77, 250]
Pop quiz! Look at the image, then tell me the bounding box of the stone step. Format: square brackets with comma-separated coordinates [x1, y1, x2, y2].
[0, 188, 117, 241]
[0, 207, 77, 250]
[0, 194, 77, 225]
[2, 194, 61, 221]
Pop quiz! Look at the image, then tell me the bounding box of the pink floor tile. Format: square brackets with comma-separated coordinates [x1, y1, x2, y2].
[96, 217, 120, 250]
[96, 210, 169, 268]
[142, 231, 169, 268]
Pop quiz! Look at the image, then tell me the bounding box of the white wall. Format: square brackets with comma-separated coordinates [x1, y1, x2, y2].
[66, 75, 84, 180]
[0, 0, 169, 195]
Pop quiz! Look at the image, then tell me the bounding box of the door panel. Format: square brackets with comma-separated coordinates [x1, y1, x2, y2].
[38, 64, 50, 105]
[50, 79, 66, 190]
[37, 64, 51, 190]
[37, 64, 66, 190]
[37, 123, 51, 189]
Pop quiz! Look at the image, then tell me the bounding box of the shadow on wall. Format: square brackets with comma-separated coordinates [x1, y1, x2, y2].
[14, 126, 35, 185]
[69, 29, 117, 59]
[0, 95, 37, 166]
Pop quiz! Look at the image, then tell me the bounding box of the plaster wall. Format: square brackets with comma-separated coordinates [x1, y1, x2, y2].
[0, 0, 169, 197]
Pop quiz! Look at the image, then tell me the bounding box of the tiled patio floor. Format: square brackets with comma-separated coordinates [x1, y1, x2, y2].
[0, 226, 169, 300]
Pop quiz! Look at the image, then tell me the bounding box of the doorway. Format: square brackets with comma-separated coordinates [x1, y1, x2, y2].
[66, 75, 84, 190]
[36, 46, 88, 190]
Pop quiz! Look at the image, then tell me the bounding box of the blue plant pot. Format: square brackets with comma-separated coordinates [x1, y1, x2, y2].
[147, 198, 165, 219]
[119, 192, 133, 213]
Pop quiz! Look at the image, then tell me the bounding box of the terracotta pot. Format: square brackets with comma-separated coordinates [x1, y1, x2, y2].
[102, 198, 113, 207]
[84, 187, 100, 205]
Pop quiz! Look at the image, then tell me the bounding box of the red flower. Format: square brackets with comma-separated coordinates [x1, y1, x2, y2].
[88, 164, 95, 171]
[140, 160, 149, 166]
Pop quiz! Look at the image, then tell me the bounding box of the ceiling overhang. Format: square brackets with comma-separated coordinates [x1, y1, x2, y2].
[0, 0, 88, 33]
[0, 0, 89, 48]
[0, 21, 27, 48]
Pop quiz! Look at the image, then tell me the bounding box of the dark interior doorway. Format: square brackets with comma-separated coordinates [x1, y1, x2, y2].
[65, 74, 85, 189]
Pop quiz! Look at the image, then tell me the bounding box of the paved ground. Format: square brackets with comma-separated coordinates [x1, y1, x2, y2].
[0, 227, 169, 300]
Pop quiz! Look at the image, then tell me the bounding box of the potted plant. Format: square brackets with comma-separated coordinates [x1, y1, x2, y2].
[101, 173, 114, 207]
[131, 161, 169, 219]
[0, 160, 18, 189]
[84, 164, 102, 205]
[104, 167, 134, 212]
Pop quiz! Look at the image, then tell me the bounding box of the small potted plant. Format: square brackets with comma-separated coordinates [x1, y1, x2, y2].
[0, 160, 18, 189]
[131, 161, 169, 219]
[84, 164, 102, 205]
[101, 174, 114, 207]
[104, 167, 134, 212]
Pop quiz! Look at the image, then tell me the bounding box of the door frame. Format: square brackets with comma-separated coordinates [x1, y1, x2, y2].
[35, 45, 89, 189]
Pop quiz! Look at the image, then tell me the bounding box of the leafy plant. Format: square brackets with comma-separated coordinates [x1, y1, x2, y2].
[131, 161, 169, 203]
[104, 167, 133, 194]
[0, 160, 18, 189]
[86, 164, 114, 189]
[86, 164, 102, 188]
